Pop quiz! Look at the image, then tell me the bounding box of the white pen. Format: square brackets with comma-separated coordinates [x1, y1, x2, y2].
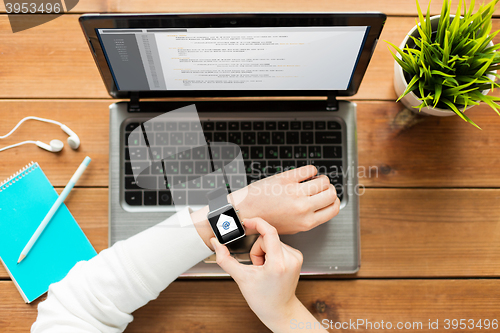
[17, 156, 91, 264]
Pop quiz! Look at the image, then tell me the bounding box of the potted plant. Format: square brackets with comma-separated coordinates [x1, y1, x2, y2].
[387, 0, 500, 129]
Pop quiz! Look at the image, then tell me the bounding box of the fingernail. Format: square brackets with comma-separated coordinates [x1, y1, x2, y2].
[210, 238, 217, 248]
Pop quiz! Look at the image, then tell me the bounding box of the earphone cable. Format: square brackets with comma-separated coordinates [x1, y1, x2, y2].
[0, 141, 38, 152]
[0, 117, 62, 139]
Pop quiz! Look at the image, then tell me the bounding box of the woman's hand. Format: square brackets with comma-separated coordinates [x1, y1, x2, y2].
[191, 165, 340, 251]
[231, 165, 340, 234]
[211, 217, 328, 333]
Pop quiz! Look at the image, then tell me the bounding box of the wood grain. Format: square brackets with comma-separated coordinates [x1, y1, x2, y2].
[2, 100, 500, 188]
[106, 0, 500, 17]
[357, 101, 500, 187]
[0, 0, 109, 14]
[358, 189, 500, 277]
[0, 15, 109, 99]
[1, 279, 498, 332]
[1, 188, 499, 279]
[0, 14, 499, 100]
[1, 0, 499, 16]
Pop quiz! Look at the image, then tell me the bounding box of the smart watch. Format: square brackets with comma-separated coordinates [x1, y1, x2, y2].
[206, 186, 245, 245]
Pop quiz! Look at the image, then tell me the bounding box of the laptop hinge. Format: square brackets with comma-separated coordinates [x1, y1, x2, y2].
[128, 92, 140, 112]
[326, 93, 339, 111]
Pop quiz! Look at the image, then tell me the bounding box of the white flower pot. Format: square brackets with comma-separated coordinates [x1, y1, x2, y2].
[393, 15, 494, 117]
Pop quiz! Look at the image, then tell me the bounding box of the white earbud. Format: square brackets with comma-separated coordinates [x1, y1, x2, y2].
[0, 116, 81, 153]
[60, 124, 81, 149]
[0, 140, 64, 153]
[36, 140, 64, 152]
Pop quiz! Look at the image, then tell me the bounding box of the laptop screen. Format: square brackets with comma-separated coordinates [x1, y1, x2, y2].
[96, 26, 369, 92]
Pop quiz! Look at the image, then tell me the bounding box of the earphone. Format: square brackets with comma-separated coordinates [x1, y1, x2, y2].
[0, 117, 80, 153]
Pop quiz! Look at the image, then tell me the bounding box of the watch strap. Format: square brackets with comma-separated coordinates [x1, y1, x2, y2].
[207, 186, 229, 212]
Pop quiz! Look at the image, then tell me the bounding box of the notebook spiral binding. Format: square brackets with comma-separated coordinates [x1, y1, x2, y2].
[0, 162, 38, 192]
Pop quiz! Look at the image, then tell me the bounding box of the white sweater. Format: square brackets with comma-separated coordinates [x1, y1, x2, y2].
[31, 208, 213, 333]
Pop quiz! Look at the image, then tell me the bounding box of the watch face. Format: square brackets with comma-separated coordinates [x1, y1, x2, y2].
[208, 205, 245, 244]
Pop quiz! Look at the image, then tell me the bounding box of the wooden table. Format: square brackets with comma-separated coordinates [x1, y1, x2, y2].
[1, 1, 499, 332]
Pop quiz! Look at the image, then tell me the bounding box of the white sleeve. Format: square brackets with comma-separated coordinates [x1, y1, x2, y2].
[31, 207, 213, 333]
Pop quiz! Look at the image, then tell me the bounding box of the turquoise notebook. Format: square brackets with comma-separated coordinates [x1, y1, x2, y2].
[0, 162, 97, 303]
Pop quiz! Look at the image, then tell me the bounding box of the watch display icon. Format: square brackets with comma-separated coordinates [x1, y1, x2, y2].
[216, 214, 238, 236]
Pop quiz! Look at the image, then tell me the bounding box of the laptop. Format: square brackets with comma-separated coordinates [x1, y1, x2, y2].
[79, 13, 386, 275]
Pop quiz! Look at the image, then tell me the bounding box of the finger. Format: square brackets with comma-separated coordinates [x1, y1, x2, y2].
[313, 197, 340, 226]
[300, 174, 331, 196]
[210, 238, 245, 279]
[309, 184, 337, 210]
[243, 218, 284, 264]
[282, 165, 317, 183]
[249, 236, 265, 266]
[281, 242, 303, 263]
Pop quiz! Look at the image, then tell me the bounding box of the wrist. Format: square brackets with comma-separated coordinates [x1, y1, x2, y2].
[192, 187, 255, 251]
[228, 187, 257, 235]
[258, 297, 303, 332]
[190, 205, 214, 251]
[263, 297, 327, 333]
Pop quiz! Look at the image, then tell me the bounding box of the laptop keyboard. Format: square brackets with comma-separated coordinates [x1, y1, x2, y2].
[123, 119, 344, 206]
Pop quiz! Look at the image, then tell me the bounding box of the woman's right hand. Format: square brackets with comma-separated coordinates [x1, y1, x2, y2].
[211, 217, 328, 332]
